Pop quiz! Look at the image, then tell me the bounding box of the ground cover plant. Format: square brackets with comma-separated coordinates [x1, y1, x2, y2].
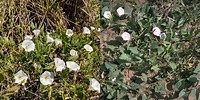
[100, 0, 200, 99]
[0, 0, 101, 99]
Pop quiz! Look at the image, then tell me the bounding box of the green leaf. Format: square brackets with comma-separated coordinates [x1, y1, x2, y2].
[142, 73, 148, 83]
[190, 88, 198, 100]
[178, 89, 186, 99]
[107, 90, 116, 99]
[128, 47, 139, 54]
[177, 18, 185, 28]
[175, 79, 186, 91]
[187, 74, 199, 82]
[151, 65, 160, 71]
[105, 62, 117, 71]
[130, 83, 141, 90]
[101, 6, 109, 15]
[119, 53, 131, 61]
[124, 7, 133, 16]
[158, 46, 164, 55]
[109, 70, 120, 78]
[155, 83, 166, 94]
[169, 62, 176, 70]
[0, 74, 4, 82]
[107, 45, 116, 51]
[194, 66, 200, 73]
[150, 41, 159, 49]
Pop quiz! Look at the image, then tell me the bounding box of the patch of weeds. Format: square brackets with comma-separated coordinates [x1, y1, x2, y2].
[0, 0, 100, 99]
[100, 0, 200, 99]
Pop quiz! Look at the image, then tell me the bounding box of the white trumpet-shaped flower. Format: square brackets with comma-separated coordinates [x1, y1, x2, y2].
[14, 70, 28, 85]
[32, 29, 40, 36]
[90, 78, 100, 93]
[66, 61, 80, 71]
[112, 77, 116, 82]
[70, 49, 78, 56]
[121, 32, 131, 41]
[103, 11, 112, 19]
[22, 39, 35, 52]
[83, 27, 91, 34]
[46, 34, 54, 43]
[97, 28, 101, 32]
[117, 7, 125, 16]
[54, 58, 66, 72]
[90, 26, 95, 30]
[152, 27, 161, 37]
[84, 44, 93, 52]
[40, 71, 54, 85]
[55, 39, 62, 46]
[159, 33, 167, 40]
[66, 29, 73, 37]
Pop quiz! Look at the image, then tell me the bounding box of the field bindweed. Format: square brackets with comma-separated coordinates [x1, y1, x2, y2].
[66, 29, 73, 37]
[54, 58, 66, 72]
[84, 44, 93, 52]
[90, 26, 95, 30]
[117, 7, 125, 16]
[160, 33, 167, 40]
[97, 28, 101, 32]
[33, 63, 38, 69]
[121, 32, 131, 41]
[14, 70, 28, 85]
[70, 49, 78, 56]
[40, 71, 54, 85]
[46, 34, 54, 43]
[152, 27, 161, 37]
[55, 39, 62, 46]
[111, 77, 116, 82]
[32, 29, 40, 36]
[66, 61, 80, 71]
[103, 11, 112, 19]
[22, 39, 35, 52]
[89, 78, 100, 93]
[83, 27, 91, 34]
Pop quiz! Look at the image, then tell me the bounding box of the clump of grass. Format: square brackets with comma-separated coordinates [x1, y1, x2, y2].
[0, 0, 100, 99]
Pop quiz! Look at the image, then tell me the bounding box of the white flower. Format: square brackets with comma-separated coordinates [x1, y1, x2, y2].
[70, 49, 78, 56]
[117, 7, 125, 16]
[32, 29, 40, 36]
[90, 26, 95, 30]
[46, 34, 54, 43]
[66, 29, 73, 37]
[112, 77, 116, 82]
[14, 70, 28, 85]
[22, 39, 35, 52]
[84, 44, 93, 52]
[121, 32, 131, 41]
[159, 33, 167, 40]
[152, 27, 161, 36]
[90, 78, 100, 93]
[55, 39, 62, 46]
[40, 71, 54, 85]
[66, 61, 80, 71]
[33, 63, 37, 69]
[25, 35, 33, 40]
[54, 58, 66, 72]
[103, 11, 112, 19]
[83, 27, 91, 34]
[175, 32, 179, 35]
[97, 28, 101, 32]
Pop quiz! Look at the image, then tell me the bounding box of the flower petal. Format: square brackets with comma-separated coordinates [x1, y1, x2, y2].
[66, 61, 80, 71]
